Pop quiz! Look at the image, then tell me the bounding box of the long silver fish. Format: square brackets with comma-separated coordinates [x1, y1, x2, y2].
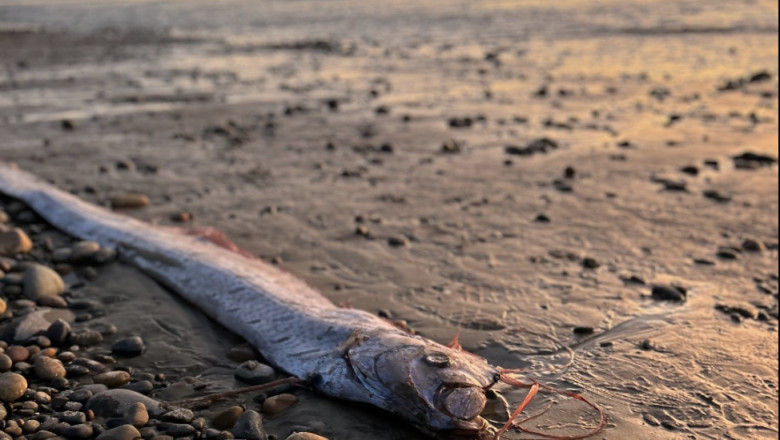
[0, 163, 500, 437]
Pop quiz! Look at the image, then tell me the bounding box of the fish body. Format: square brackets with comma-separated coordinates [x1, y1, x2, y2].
[0, 164, 498, 436]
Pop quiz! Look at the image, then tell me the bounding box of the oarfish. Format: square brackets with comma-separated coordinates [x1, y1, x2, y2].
[0, 163, 500, 437]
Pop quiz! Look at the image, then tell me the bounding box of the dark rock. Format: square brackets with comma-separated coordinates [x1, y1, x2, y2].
[716, 246, 740, 260]
[651, 285, 687, 302]
[573, 326, 594, 335]
[748, 70, 772, 83]
[741, 239, 763, 252]
[111, 336, 145, 357]
[703, 190, 731, 203]
[231, 410, 267, 440]
[46, 319, 71, 346]
[156, 423, 196, 438]
[120, 380, 154, 395]
[60, 411, 87, 424]
[534, 214, 551, 223]
[387, 236, 409, 247]
[680, 166, 699, 176]
[504, 138, 558, 156]
[441, 139, 461, 154]
[62, 424, 93, 439]
[581, 257, 600, 269]
[733, 152, 777, 169]
[448, 117, 472, 128]
[620, 275, 646, 285]
[715, 303, 758, 320]
[553, 179, 573, 192]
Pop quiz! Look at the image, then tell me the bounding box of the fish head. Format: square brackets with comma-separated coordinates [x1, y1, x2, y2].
[346, 331, 499, 435]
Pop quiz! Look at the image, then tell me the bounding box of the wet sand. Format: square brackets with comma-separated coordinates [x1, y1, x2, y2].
[0, 1, 778, 439]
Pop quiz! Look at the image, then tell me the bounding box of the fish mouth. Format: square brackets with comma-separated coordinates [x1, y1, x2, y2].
[438, 385, 488, 420]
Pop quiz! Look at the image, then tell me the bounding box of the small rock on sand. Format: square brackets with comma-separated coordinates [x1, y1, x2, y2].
[110, 194, 150, 209]
[651, 285, 687, 302]
[23, 264, 66, 301]
[0, 228, 33, 256]
[262, 394, 298, 415]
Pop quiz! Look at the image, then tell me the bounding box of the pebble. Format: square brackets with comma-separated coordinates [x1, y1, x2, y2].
[581, 257, 600, 269]
[0, 353, 11, 371]
[212, 406, 244, 430]
[651, 285, 687, 302]
[94, 371, 132, 388]
[46, 319, 72, 346]
[39, 295, 69, 308]
[6, 345, 30, 362]
[23, 264, 66, 301]
[156, 423, 196, 437]
[111, 337, 145, 357]
[387, 236, 409, 247]
[0, 228, 33, 256]
[742, 239, 763, 252]
[0, 298, 5, 314]
[110, 194, 150, 210]
[170, 212, 192, 223]
[161, 409, 194, 424]
[69, 242, 101, 262]
[121, 380, 154, 395]
[85, 389, 163, 418]
[62, 424, 93, 439]
[702, 190, 731, 203]
[96, 425, 141, 440]
[34, 356, 67, 380]
[285, 434, 329, 440]
[716, 246, 740, 260]
[534, 214, 551, 223]
[0, 372, 27, 402]
[226, 344, 257, 363]
[68, 329, 104, 346]
[23, 419, 41, 433]
[573, 326, 595, 335]
[231, 411, 266, 440]
[234, 360, 275, 385]
[124, 403, 149, 428]
[60, 411, 87, 424]
[261, 394, 298, 415]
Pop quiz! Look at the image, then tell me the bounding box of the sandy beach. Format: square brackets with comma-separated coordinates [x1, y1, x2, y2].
[0, 1, 778, 439]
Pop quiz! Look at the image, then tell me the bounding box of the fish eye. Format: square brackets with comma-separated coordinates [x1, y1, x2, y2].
[423, 352, 451, 367]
